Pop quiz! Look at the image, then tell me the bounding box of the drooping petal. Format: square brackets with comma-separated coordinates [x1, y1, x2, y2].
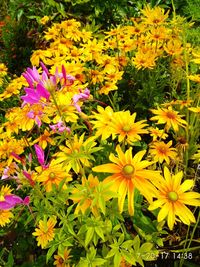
[167, 203, 175, 230]
[148, 198, 166, 210]
[127, 181, 135, 216]
[157, 202, 169, 222]
[118, 179, 127, 213]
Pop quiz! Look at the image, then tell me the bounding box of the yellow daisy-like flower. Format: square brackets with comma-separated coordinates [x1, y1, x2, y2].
[141, 4, 169, 26]
[40, 16, 50, 25]
[110, 111, 148, 144]
[150, 106, 187, 132]
[148, 127, 168, 141]
[54, 249, 72, 267]
[93, 145, 161, 215]
[90, 105, 114, 140]
[32, 216, 57, 248]
[148, 167, 200, 230]
[149, 140, 177, 165]
[35, 160, 72, 192]
[0, 185, 12, 201]
[0, 209, 14, 226]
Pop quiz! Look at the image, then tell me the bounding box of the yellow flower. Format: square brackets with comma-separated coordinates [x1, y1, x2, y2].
[98, 81, 118, 95]
[150, 106, 187, 132]
[110, 111, 148, 144]
[40, 16, 50, 25]
[0, 209, 14, 226]
[55, 134, 98, 174]
[93, 145, 161, 215]
[192, 149, 200, 163]
[149, 167, 200, 230]
[70, 174, 100, 216]
[148, 127, 168, 141]
[32, 216, 57, 248]
[31, 130, 55, 149]
[35, 160, 72, 192]
[141, 5, 169, 26]
[54, 249, 72, 267]
[164, 39, 183, 56]
[132, 50, 158, 70]
[0, 185, 12, 201]
[149, 141, 177, 165]
[90, 105, 114, 140]
[0, 63, 8, 77]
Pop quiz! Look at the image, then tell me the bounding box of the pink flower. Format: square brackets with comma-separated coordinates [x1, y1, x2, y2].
[21, 83, 50, 106]
[72, 88, 90, 112]
[49, 120, 71, 133]
[0, 195, 30, 210]
[34, 144, 49, 168]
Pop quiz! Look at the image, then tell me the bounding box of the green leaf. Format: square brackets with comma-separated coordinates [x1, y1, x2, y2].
[139, 242, 153, 254]
[106, 248, 118, 258]
[114, 252, 122, 267]
[95, 227, 105, 241]
[92, 258, 107, 265]
[5, 251, 14, 267]
[85, 227, 95, 247]
[46, 244, 57, 263]
[121, 250, 136, 266]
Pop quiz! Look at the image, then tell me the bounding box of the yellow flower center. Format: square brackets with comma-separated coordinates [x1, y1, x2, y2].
[122, 125, 131, 132]
[49, 172, 56, 179]
[168, 191, 178, 202]
[123, 164, 135, 176]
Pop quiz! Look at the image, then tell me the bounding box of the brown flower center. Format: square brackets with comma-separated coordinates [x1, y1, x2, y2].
[122, 164, 135, 176]
[166, 111, 176, 120]
[167, 191, 178, 202]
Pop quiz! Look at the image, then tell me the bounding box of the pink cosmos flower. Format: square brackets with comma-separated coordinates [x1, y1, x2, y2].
[34, 144, 49, 169]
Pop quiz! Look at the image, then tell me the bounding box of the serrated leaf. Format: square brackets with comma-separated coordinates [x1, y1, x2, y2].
[85, 227, 95, 247]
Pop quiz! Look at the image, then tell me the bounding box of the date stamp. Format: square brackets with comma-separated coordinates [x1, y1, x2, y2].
[160, 252, 193, 260]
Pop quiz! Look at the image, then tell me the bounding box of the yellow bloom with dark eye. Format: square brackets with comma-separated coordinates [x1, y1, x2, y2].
[150, 106, 187, 132]
[110, 110, 148, 144]
[32, 216, 57, 248]
[93, 145, 161, 216]
[35, 160, 72, 192]
[149, 140, 177, 165]
[149, 167, 200, 230]
[141, 4, 169, 26]
[148, 127, 168, 141]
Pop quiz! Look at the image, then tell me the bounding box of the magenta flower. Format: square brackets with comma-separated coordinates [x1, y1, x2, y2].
[49, 120, 71, 133]
[0, 195, 30, 210]
[72, 88, 90, 112]
[34, 144, 49, 169]
[21, 83, 50, 106]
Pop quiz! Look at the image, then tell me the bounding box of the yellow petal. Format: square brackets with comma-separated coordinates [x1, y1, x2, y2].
[179, 180, 194, 193]
[127, 181, 134, 216]
[118, 179, 127, 213]
[167, 203, 175, 230]
[148, 199, 166, 210]
[92, 163, 121, 173]
[157, 202, 169, 222]
[172, 171, 183, 191]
